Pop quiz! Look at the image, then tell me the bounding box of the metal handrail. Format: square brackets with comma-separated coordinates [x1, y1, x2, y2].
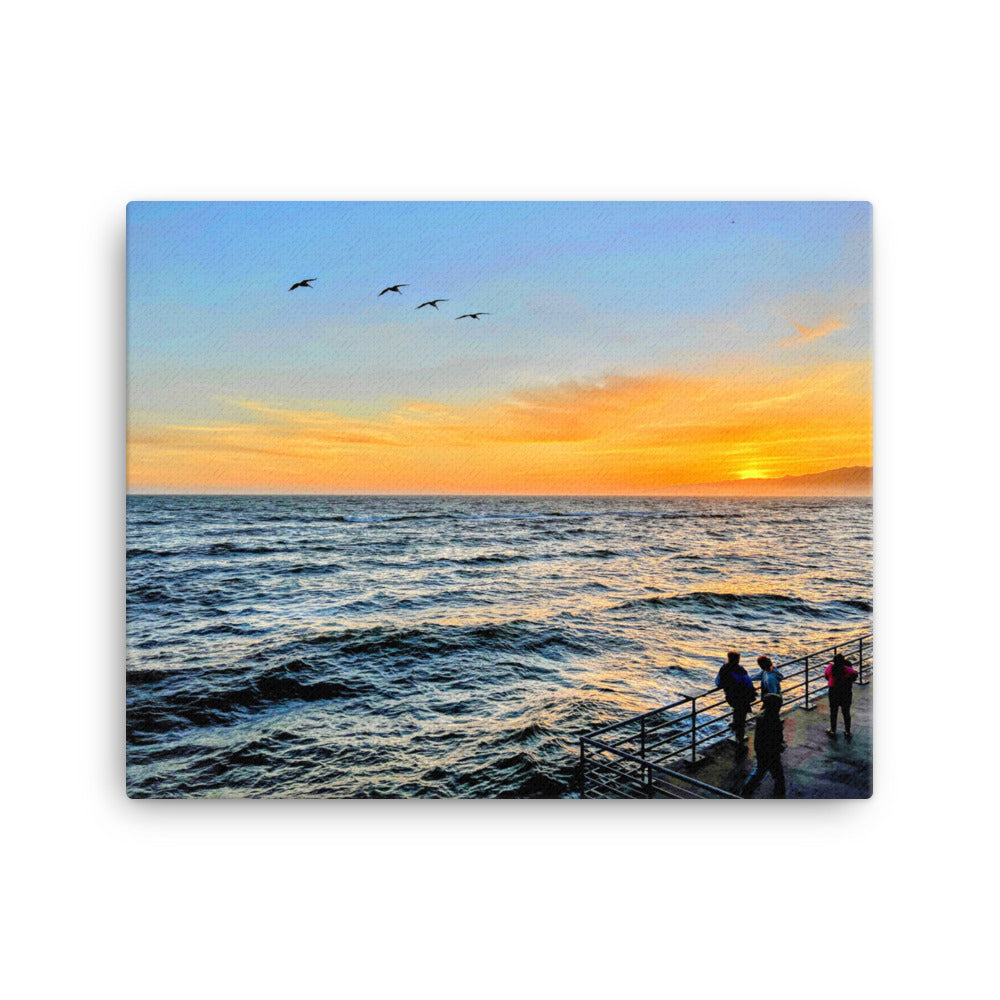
[586, 633, 871, 738]
[581, 736, 740, 799]
[579, 631, 872, 797]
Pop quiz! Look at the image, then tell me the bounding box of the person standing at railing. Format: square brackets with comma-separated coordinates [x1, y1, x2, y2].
[756, 655, 783, 703]
[825, 653, 859, 739]
[741, 693, 786, 798]
[716, 651, 756, 749]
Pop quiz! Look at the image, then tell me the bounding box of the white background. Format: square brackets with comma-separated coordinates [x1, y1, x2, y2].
[4, 2, 995, 998]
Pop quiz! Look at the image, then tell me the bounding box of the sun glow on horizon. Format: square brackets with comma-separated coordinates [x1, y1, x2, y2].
[128, 358, 872, 494]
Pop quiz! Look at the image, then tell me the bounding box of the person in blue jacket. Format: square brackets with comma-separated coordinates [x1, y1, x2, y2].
[756, 655, 783, 703]
[716, 650, 755, 747]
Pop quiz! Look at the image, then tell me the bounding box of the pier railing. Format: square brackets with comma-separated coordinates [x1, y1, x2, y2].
[580, 632, 872, 799]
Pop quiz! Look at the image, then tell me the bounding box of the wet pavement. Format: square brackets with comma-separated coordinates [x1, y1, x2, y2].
[678, 681, 873, 799]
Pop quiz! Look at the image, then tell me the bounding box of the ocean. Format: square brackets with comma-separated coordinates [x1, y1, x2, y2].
[126, 495, 872, 797]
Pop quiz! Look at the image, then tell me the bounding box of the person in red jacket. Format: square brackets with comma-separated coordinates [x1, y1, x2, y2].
[825, 653, 858, 739]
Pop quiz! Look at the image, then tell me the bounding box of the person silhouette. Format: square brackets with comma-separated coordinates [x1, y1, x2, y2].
[716, 651, 756, 748]
[757, 655, 783, 704]
[825, 653, 859, 738]
[741, 693, 786, 798]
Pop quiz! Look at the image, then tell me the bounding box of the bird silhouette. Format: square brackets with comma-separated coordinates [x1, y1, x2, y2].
[378, 284, 408, 296]
[289, 278, 317, 290]
[456, 312, 490, 320]
[416, 299, 448, 310]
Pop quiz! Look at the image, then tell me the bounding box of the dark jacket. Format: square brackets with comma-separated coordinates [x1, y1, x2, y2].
[753, 713, 785, 760]
[716, 662, 756, 708]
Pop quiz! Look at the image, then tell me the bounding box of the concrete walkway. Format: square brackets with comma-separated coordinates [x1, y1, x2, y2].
[679, 681, 873, 798]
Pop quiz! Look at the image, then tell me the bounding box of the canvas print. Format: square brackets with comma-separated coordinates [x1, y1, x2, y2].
[126, 201, 872, 798]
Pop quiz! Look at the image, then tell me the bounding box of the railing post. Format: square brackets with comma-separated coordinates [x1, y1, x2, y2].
[802, 654, 817, 710]
[580, 740, 586, 799]
[858, 635, 868, 685]
[640, 717, 647, 794]
[690, 696, 697, 764]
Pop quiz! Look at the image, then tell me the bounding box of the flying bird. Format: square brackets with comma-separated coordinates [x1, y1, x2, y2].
[378, 284, 408, 296]
[416, 299, 448, 310]
[289, 278, 317, 290]
[456, 312, 490, 320]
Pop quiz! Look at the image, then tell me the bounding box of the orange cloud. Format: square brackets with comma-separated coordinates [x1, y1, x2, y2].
[127, 361, 872, 494]
[780, 317, 847, 346]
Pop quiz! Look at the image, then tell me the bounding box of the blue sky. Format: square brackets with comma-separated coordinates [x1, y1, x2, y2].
[127, 201, 871, 422]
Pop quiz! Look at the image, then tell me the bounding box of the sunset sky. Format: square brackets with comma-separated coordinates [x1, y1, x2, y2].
[127, 201, 871, 493]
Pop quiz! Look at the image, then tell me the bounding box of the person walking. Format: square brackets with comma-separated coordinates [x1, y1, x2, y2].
[757, 655, 783, 703]
[825, 653, 859, 738]
[716, 651, 756, 748]
[741, 693, 786, 798]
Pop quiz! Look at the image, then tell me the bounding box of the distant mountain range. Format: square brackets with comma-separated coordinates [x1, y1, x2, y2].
[665, 466, 872, 496]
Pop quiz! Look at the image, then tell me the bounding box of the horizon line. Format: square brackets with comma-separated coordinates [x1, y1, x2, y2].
[127, 490, 873, 498]
[127, 465, 873, 498]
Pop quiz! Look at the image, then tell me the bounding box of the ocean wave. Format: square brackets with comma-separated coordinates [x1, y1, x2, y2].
[832, 598, 872, 613]
[609, 591, 853, 619]
[132, 617, 589, 720]
[128, 584, 183, 603]
[287, 562, 346, 574]
[502, 721, 552, 743]
[184, 621, 263, 637]
[127, 659, 377, 737]
[129, 542, 287, 558]
[473, 753, 566, 798]
[301, 618, 603, 661]
[441, 552, 531, 566]
[198, 542, 286, 556]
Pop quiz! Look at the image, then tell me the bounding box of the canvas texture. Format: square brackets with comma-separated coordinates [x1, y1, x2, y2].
[126, 201, 873, 799]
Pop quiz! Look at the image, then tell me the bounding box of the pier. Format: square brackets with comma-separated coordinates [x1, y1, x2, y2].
[579, 633, 873, 799]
